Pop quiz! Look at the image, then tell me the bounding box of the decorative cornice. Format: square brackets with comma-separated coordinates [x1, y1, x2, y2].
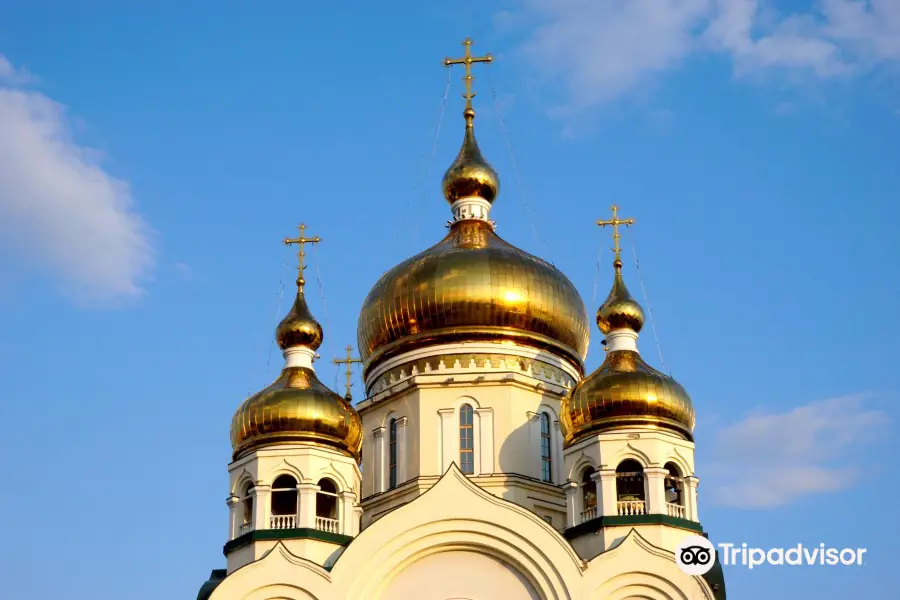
[563, 513, 704, 540]
[223, 527, 353, 555]
[365, 351, 578, 398]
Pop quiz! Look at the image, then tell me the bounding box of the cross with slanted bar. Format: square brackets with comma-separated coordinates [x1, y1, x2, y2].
[444, 38, 492, 112]
[283, 223, 320, 288]
[596, 205, 635, 264]
[333, 345, 362, 400]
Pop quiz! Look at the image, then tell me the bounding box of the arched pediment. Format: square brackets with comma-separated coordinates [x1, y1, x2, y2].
[583, 530, 715, 600]
[209, 543, 331, 600]
[330, 464, 584, 600]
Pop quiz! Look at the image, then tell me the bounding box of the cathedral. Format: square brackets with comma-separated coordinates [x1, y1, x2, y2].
[196, 39, 727, 600]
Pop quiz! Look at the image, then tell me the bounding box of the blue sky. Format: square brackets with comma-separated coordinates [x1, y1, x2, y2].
[0, 1, 898, 598]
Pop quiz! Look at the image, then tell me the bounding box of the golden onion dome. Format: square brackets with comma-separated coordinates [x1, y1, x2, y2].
[597, 259, 645, 334]
[441, 108, 500, 204]
[275, 277, 323, 351]
[561, 350, 695, 446]
[359, 53, 588, 377]
[231, 250, 362, 462]
[561, 244, 694, 446]
[231, 366, 363, 461]
[357, 219, 590, 375]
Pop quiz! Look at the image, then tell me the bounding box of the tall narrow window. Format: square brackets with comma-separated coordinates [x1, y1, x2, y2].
[540, 412, 552, 483]
[459, 404, 474, 474]
[388, 417, 398, 489]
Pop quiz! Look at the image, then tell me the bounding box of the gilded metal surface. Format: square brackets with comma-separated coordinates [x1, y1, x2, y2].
[561, 350, 695, 446]
[369, 351, 577, 394]
[233, 226, 362, 462]
[333, 345, 362, 400]
[596, 268, 645, 335]
[442, 119, 500, 203]
[357, 220, 590, 375]
[231, 367, 363, 461]
[595, 205, 644, 334]
[278, 223, 324, 350]
[596, 205, 634, 265]
[443, 38, 493, 115]
[275, 289, 324, 351]
[283, 223, 321, 279]
[441, 38, 499, 204]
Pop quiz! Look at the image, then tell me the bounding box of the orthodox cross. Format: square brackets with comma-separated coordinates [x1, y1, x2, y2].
[283, 223, 320, 288]
[333, 345, 362, 400]
[596, 205, 635, 264]
[444, 37, 492, 112]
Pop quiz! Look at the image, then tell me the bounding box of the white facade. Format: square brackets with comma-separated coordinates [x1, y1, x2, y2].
[207, 466, 719, 600]
[204, 338, 724, 600]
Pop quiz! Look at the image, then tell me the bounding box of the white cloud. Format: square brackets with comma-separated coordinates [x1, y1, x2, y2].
[0, 54, 35, 84]
[0, 53, 153, 304]
[506, 0, 900, 116]
[706, 395, 889, 508]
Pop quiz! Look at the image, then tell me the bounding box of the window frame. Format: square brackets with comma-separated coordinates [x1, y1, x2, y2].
[459, 404, 475, 474]
[540, 412, 552, 483]
[388, 417, 398, 489]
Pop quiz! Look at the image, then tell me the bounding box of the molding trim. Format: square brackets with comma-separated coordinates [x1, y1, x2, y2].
[563, 514, 704, 539]
[223, 528, 353, 555]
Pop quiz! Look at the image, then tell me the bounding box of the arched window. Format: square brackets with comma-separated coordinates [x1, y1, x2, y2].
[665, 462, 685, 517]
[389, 417, 398, 489]
[316, 478, 339, 533]
[270, 475, 298, 529]
[540, 412, 552, 483]
[581, 467, 598, 523]
[459, 404, 474, 474]
[241, 482, 254, 533]
[615, 459, 646, 515]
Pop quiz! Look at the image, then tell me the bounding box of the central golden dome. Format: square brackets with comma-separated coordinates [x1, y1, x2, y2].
[359, 55, 589, 377]
[358, 219, 590, 374]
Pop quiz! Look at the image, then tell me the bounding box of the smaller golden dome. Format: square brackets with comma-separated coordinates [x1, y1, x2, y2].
[441, 110, 500, 204]
[276, 277, 323, 351]
[233, 238, 363, 462]
[597, 260, 645, 334]
[561, 350, 695, 446]
[231, 367, 363, 461]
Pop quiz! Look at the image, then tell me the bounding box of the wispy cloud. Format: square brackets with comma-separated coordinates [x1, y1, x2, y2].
[0, 54, 36, 85]
[0, 53, 153, 305]
[706, 394, 889, 508]
[503, 0, 900, 118]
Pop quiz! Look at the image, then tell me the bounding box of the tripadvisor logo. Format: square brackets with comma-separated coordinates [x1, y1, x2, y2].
[676, 536, 717, 575]
[675, 535, 868, 574]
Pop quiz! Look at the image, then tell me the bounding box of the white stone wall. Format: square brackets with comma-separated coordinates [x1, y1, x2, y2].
[208, 466, 717, 600]
[225, 444, 363, 573]
[357, 342, 574, 525]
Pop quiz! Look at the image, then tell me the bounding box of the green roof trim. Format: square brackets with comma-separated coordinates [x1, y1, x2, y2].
[702, 549, 728, 600]
[563, 513, 704, 539]
[224, 527, 354, 555]
[196, 569, 227, 600]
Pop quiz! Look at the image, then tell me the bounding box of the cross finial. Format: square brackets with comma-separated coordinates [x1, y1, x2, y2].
[333, 345, 362, 400]
[596, 205, 635, 271]
[283, 223, 321, 290]
[444, 37, 493, 121]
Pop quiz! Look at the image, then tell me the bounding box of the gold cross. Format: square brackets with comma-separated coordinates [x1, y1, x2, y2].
[596, 205, 635, 265]
[283, 223, 321, 288]
[333, 345, 362, 400]
[444, 38, 493, 113]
